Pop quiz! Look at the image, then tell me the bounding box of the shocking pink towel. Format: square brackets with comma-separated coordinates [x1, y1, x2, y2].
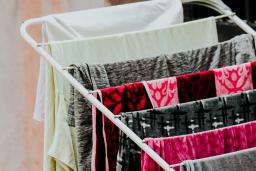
[94, 82, 152, 171]
[176, 70, 216, 103]
[214, 62, 253, 96]
[143, 77, 179, 108]
[141, 121, 256, 171]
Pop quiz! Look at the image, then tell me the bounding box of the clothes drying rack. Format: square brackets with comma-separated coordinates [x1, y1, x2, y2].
[20, 0, 256, 170]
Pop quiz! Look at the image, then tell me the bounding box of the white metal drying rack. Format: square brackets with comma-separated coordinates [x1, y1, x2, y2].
[20, 0, 256, 170]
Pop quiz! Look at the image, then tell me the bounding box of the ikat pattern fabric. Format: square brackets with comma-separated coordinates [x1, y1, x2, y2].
[214, 63, 253, 96]
[143, 77, 179, 108]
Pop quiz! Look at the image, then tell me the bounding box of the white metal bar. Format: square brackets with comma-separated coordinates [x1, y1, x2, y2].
[20, 18, 173, 171]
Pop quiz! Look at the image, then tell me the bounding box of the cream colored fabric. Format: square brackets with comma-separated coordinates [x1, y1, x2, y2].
[50, 0, 183, 38]
[43, 44, 78, 171]
[43, 61, 56, 171]
[50, 17, 218, 65]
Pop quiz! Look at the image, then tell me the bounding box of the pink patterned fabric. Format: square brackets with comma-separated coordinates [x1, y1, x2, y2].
[214, 63, 253, 96]
[141, 121, 256, 171]
[143, 77, 179, 108]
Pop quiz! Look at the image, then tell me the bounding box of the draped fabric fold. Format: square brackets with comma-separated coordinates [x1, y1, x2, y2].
[141, 121, 256, 171]
[68, 34, 255, 171]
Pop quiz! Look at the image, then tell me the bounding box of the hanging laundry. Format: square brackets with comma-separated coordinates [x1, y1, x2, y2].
[68, 34, 255, 171]
[38, 15, 219, 124]
[177, 70, 216, 103]
[223, 93, 248, 125]
[214, 62, 253, 96]
[92, 82, 152, 171]
[201, 97, 225, 129]
[51, 0, 183, 38]
[143, 77, 179, 108]
[118, 90, 256, 170]
[34, 0, 184, 121]
[165, 34, 255, 75]
[94, 61, 256, 171]
[118, 106, 180, 171]
[70, 34, 255, 124]
[141, 121, 256, 171]
[34, 1, 184, 170]
[144, 61, 256, 107]
[70, 58, 169, 171]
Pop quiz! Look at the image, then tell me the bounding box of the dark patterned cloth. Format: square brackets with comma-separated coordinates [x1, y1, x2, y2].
[177, 70, 216, 103]
[97, 82, 152, 171]
[247, 90, 256, 120]
[224, 93, 248, 126]
[251, 61, 256, 88]
[68, 34, 256, 171]
[118, 90, 256, 171]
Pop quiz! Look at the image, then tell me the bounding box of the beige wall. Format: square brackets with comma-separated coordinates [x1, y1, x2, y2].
[0, 0, 104, 170]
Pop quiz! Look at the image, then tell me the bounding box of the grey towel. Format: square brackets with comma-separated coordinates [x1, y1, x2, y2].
[185, 148, 256, 171]
[68, 34, 256, 171]
[224, 93, 248, 125]
[246, 90, 256, 120]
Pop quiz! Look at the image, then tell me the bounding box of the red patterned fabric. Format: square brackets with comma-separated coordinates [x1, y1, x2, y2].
[124, 83, 152, 111]
[177, 70, 216, 103]
[214, 62, 253, 96]
[141, 121, 256, 171]
[143, 77, 179, 108]
[102, 86, 125, 171]
[93, 82, 152, 171]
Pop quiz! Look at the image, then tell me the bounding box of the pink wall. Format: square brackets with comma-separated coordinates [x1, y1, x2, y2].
[0, 1, 43, 171]
[0, 1, 104, 170]
[20, 0, 44, 170]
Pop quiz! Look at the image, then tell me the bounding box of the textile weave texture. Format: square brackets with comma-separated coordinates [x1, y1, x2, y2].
[141, 121, 256, 171]
[118, 90, 256, 170]
[68, 34, 256, 171]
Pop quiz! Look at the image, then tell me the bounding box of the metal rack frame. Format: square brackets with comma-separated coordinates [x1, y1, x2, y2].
[20, 0, 256, 170]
